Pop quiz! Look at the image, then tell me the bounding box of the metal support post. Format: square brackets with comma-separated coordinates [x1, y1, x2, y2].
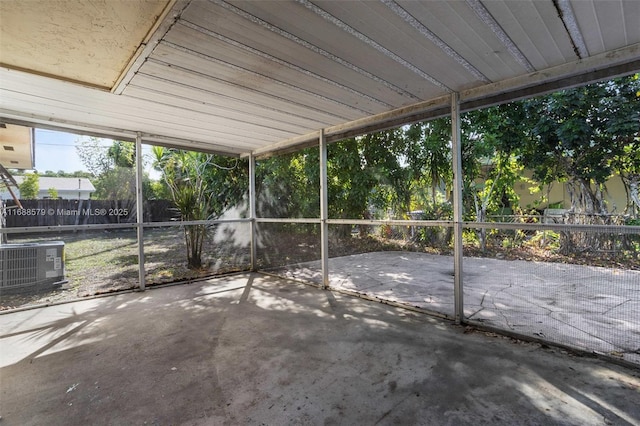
[451, 93, 464, 323]
[135, 133, 146, 290]
[319, 129, 329, 288]
[249, 153, 257, 271]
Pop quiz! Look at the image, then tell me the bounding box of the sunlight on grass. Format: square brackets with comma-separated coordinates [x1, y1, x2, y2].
[1, 227, 250, 310]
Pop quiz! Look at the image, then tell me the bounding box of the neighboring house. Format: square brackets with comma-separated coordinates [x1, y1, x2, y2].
[0, 176, 95, 200]
[515, 171, 628, 214]
[476, 161, 630, 213]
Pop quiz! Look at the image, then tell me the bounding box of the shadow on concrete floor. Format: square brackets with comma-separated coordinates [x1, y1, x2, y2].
[272, 251, 640, 366]
[1, 272, 639, 425]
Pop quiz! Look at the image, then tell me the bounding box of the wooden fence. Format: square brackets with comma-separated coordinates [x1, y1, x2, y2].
[1, 199, 177, 227]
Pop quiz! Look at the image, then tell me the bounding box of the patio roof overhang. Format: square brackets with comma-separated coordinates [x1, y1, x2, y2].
[1, 0, 639, 157]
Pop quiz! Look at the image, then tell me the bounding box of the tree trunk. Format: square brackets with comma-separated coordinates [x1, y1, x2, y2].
[566, 178, 607, 216]
[627, 175, 640, 218]
[563, 178, 609, 254]
[473, 193, 487, 253]
[185, 225, 204, 269]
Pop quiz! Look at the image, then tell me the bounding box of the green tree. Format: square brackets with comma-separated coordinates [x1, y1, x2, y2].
[76, 137, 114, 177]
[92, 167, 136, 200]
[153, 147, 247, 269]
[515, 76, 639, 215]
[405, 119, 452, 208]
[608, 74, 640, 217]
[47, 187, 59, 198]
[19, 173, 39, 199]
[256, 148, 318, 218]
[616, 140, 640, 217]
[360, 129, 413, 219]
[41, 170, 93, 178]
[464, 104, 528, 213]
[461, 75, 640, 220]
[459, 76, 640, 254]
[250, 76, 638, 245]
[403, 117, 456, 261]
[107, 142, 135, 168]
[255, 130, 414, 238]
[76, 138, 155, 201]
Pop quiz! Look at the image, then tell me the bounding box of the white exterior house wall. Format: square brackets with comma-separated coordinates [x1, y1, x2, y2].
[0, 176, 95, 200]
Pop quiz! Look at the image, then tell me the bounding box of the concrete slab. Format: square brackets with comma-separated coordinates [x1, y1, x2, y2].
[1, 273, 639, 425]
[271, 251, 640, 365]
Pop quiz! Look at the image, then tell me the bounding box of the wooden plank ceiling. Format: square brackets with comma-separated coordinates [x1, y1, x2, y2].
[0, 0, 639, 157]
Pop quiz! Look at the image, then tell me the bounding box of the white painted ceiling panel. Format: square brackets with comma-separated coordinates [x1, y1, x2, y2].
[180, 1, 423, 105]
[0, 0, 638, 157]
[1, 69, 255, 153]
[396, 0, 526, 81]
[201, 0, 446, 101]
[123, 85, 318, 135]
[621, 1, 640, 45]
[161, 23, 393, 113]
[143, 48, 368, 121]
[592, 1, 639, 51]
[569, 1, 603, 54]
[309, 1, 485, 89]
[482, 1, 575, 70]
[125, 76, 334, 130]
[135, 59, 355, 124]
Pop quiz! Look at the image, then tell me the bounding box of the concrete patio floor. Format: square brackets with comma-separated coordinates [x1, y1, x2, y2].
[274, 251, 640, 365]
[1, 272, 639, 425]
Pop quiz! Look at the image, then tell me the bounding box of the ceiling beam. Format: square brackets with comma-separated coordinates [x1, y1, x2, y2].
[0, 113, 243, 157]
[251, 95, 450, 158]
[460, 42, 640, 109]
[112, 0, 192, 95]
[252, 41, 640, 158]
[554, 0, 589, 59]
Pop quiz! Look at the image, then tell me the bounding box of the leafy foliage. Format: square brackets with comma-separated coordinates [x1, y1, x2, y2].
[19, 173, 39, 199]
[76, 137, 115, 177]
[41, 170, 93, 178]
[76, 138, 156, 200]
[256, 148, 318, 218]
[405, 119, 452, 207]
[47, 187, 59, 199]
[513, 76, 639, 214]
[153, 147, 248, 269]
[252, 75, 638, 228]
[148, 75, 639, 264]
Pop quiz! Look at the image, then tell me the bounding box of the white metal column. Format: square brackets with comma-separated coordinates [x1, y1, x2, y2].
[249, 153, 257, 271]
[319, 129, 329, 288]
[451, 93, 464, 323]
[135, 133, 146, 290]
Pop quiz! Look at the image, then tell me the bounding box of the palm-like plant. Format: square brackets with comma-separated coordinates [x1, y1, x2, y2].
[153, 147, 214, 269]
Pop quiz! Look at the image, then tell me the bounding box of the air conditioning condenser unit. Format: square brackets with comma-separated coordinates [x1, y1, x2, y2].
[0, 241, 66, 294]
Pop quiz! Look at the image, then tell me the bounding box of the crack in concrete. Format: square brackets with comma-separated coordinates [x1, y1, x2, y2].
[466, 290, 488, 320]
[549, 312, 618, 348]
[602, 298, 632, 315]
[492, 281, 515, 330]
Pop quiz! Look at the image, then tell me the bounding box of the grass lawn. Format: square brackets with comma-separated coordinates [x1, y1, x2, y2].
[1, 226, 251, 310]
